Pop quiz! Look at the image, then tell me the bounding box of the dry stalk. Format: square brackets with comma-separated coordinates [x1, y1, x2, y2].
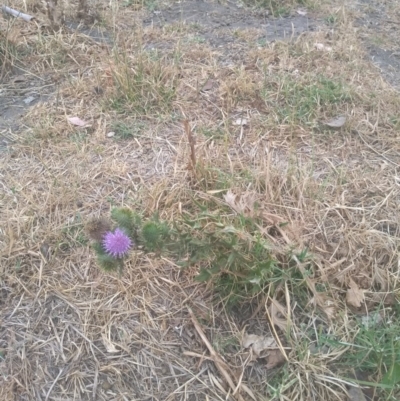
[188, 307, 256, 401]
[184, 120, 197, 173]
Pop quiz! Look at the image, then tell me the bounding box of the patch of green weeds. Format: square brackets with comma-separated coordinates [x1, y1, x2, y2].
[142, 0, 159, 12]
[163, 22, 193, 35]
[323, 307, 400, 400]
[325, 14, 338, 25]
[110, 121, 145, 140]
[266, 364, 294, 398]
[186, 35, 206, 44]
[257, 38, 268, 47]
[198, 126, 225, 140]
[90, 202, 314, 308]
[70, 132, 88, 145]
[263, 75, 352, 125]
[389, 116, 400, 130]
[370, 34, 386, 48]
[195, 165, 235, 192]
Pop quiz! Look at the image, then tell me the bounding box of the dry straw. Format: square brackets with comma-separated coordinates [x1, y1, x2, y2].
[1, 0, 400, 400]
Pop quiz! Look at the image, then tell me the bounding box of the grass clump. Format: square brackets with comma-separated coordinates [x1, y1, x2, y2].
[331, 308, 400, 400]
[110, 121, 145, 140]
[263, 74, 352, 125]
[109, 50, 179, 117]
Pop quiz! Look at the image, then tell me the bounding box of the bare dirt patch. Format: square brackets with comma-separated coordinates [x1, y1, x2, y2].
[354, 0, 400, 89]
[145, 0, 322, 47]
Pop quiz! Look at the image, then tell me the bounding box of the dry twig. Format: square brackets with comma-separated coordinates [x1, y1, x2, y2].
[188, 307, 256, 401]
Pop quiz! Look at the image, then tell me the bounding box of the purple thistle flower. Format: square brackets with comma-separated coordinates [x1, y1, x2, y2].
[103, 228, 132, 258]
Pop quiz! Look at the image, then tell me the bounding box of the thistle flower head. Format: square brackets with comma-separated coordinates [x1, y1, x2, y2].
[103, 228, 132, 258]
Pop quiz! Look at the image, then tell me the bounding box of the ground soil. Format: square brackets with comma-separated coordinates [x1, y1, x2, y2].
[2, 0, 400, 149]
[1, 1, 400, 400]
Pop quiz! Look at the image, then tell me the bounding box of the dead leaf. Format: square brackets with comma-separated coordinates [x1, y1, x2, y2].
[223, 190, 256, 216]
[242, 333, 285, 368]
[265, 349, 286, 369]
[242, 333, 277, 358]
[346, 279, 365, 308]
[323, 305, 336, 320]
[325, 115, 347, 128]
[296, 9, 307, 16]
[67, 116, 91, 127]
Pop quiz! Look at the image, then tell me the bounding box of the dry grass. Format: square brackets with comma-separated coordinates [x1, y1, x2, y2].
[1, 0, 400, 400]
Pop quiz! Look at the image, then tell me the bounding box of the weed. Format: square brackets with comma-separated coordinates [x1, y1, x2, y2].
[262, 74, 352, 125]
[325, 308, 400, 400]
[70, 132, 88, 145]
[186, 35, 206, 44]
[3, 0, 400, 399]
[109, 49, 178, 117]
[198, 126, 225, 140]
[110, 121, 145, 140]
[90, 204, 313, 308]
[143, 0, 159, 12]
[325, 14, 338, 25]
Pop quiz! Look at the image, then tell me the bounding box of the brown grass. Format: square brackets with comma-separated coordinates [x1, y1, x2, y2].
[1, 0, 400, 400]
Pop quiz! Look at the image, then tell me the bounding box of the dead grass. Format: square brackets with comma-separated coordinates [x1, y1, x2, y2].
[1, 0, 400, 400]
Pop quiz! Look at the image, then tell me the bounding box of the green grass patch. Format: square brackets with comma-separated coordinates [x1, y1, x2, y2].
[262, 75, 352, 125]
[198, 126, 226, 140]
[322, 307, 400, 400]
[110, 121, 146, 140]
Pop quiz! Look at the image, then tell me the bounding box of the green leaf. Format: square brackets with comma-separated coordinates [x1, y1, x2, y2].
[92, 242, 107, 256]
[97, 253, 122, 272]
[382, 363, 400, 386]
[195, 268, 212, 282]
[111, 207, 137, 236]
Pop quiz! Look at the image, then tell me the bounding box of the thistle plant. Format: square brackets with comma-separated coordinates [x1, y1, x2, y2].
[86, 208, 174, 274]
[86, 206, 287, 307]
[86, 214, 135, 274]
[103, 228, 132, 258]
